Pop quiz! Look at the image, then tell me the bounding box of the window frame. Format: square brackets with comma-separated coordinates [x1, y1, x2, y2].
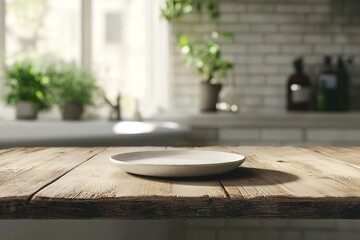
[145, 0, 171, 112]
[0, 0, 170, 115]
[0, 0, 5, 84]
[81, 0, 92, 70]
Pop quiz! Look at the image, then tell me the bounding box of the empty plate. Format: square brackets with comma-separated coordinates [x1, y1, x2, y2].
[110, 150, 246, 177]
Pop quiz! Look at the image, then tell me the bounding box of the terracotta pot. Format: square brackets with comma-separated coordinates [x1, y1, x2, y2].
[62, 103, 84, 120]
[16, 101, 38, 120]
[199, 82, 222, 112]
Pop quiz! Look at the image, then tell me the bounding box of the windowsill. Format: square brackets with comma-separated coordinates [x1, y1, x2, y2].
[0, 120, 189, 148]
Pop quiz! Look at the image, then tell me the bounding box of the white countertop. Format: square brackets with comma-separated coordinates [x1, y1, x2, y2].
[152, 112, 360, 128]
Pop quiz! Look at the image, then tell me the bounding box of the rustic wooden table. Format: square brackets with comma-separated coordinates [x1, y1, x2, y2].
[0, 146, 359, 219]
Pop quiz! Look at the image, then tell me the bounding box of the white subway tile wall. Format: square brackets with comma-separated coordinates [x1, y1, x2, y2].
[170, 0, 360, 112]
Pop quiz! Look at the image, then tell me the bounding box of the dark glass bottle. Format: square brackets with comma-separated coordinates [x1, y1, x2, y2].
[316, 81, 327, 111]
[317, 56, 337, 111]
[286, 57, 311, 111]
[335, 57, 349, 111]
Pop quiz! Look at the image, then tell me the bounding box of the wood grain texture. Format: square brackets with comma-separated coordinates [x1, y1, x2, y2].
[0, 146, 359, 219]
[220, 146, 360, 219]
[29, 146, 227, 219]
[309, 147, 360, 169]
[224, 146, 360, 198]
[0, 147, 104, 218]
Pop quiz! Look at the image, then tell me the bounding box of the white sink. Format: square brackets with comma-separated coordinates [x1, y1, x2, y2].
[112, 121, 185, 134]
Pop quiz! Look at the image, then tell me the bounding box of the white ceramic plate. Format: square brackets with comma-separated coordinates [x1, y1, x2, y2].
[110, 150, 246, 177]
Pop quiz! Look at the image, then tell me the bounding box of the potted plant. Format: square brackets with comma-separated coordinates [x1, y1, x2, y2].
[161, 1, 234, 112]
[50, 64, 100, 120]
[4, 61, 53, 120]
[178, 34, 233, 111]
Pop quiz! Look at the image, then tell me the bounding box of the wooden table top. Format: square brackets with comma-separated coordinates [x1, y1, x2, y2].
[0, 146, 359, 219]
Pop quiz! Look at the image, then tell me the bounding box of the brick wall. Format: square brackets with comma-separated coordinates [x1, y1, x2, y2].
[170, 0, 360, 112]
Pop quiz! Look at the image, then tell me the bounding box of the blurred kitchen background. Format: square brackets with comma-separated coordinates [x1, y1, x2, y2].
[0, 0, 359, 240]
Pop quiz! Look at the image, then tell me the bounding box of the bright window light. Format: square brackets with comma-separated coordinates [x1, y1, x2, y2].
[5, 0, 81, 64]
[112, 121, 156, 135]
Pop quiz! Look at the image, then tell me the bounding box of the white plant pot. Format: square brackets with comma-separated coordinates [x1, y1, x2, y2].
[16, 101, 38, 120]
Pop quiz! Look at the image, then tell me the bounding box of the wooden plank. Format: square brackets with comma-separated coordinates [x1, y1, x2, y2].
[29, 147, 227, 219]
[225, 146, 360, 197]
[308, 147, 360, 169]
[0, 148, 16, 156]
[219, 146, 360, 218]
[0, 147, 104, 218]
[2, 146, 360, 219]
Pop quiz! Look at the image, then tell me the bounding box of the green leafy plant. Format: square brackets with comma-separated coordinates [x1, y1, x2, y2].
[160, 0, 220, 21]
[4, 61, 53, 110]
[178, 34, 233, 84]
[49, 64, 100, 106]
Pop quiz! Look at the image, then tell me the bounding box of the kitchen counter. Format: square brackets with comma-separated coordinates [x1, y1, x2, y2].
[0, 146, 359, 219]
[153, 112, 360, 128]
[152, 112, 360, 146]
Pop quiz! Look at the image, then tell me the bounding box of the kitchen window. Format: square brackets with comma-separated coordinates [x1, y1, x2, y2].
[0, 0, 170, 117]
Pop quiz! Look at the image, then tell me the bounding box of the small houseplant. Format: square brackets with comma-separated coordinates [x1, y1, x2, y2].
[161, 0, 234, 112]
[178, 34, 233, 111]
[50, 64, 100, 120]
[4, 61, 53, 119]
